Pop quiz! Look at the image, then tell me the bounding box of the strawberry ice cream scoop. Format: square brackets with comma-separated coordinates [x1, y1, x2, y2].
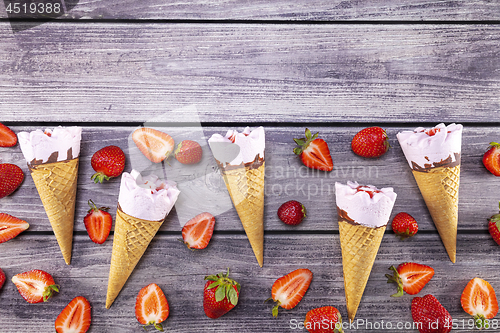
[335, 181, 397, 228]
[396, 123, 463, 171]
[208, 126, 265, 167]
[18, 126, 82, 166]
[118, 170, 180, 221]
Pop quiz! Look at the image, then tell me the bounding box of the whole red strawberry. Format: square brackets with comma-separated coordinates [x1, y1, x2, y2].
[304, 306, 344, 333]
[0, 123, 17, 147]
[277, 200, 307, 226]
[483, 142, 500, 176]
[83, 200, 112, 244]
[293, 129, 333, 171]
[411, 294, 452, 333]
[175, 140, 203, 164]
[90, 145, 125, 183]
[0, 268, 5, 290]
[0, 164, 24, 199]
[351, 126, 390, 158]
[203, 269, 240, 319]
[488, 202, 500, 246]
[391, 212, 418, 239]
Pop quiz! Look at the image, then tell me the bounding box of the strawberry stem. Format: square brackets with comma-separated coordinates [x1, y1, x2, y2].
[473, 314, 488, 329]
[42, 284, 60, 302]
[385, 266, 404, 297]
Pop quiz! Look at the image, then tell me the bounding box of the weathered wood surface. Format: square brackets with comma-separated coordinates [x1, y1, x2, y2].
[0, 125, 496, 233]
[1, 23, 500, 123]
[1, 233, 498, 332]
[1, 0, 500, 20]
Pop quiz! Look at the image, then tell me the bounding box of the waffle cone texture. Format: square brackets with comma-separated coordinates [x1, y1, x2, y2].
[105, 207, 164, 309]
[338, 220, 386, 322]
[29, 158, 79, 265]
[221, 162, 265, 267]
[412, 165, 460, 263]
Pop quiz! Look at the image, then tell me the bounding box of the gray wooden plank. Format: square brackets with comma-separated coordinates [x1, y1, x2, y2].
[0, 125, 498, 232]
[1, 0, 500, 20]
[0, 233, 498, 332]
[1, 23, 500, 122]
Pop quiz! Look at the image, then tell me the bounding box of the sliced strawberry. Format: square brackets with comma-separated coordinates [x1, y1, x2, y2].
[0, 213, 29, 244]
[181, 212, 215, 250]
[132, 128, 175, 163]
[0, 163, 24, 199]
[293, 129, 333, 171]
[12, 269, 59, 303]
[0, 267, 5, 290]
[83, 200, 112, 244]
[483, 142, 500, 176]
[0, 123, 17, 147]
[461, 277, 499, 329]
[386, 263, 434, 297]
[55, 296, 91, 333]
[269, 268, 313, 317]
[135, 283, 169, 331]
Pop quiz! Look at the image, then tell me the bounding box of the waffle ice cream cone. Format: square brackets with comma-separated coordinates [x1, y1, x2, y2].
[338, 220, 386, 322]
[397, 123, 463, 263]
[412, 165, 460, 263]
[105, 206, 164, 309]
[30, 158, 79, 265]
[18, 126, 82, 265]
[221, 162, 265, 267]
[335, 181, 397, 322]
[105, 170, 179, 308]
[208, 126, 266, 267]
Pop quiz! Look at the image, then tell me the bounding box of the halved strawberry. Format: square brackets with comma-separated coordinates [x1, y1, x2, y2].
[0, 123, 17, 147]
[135, 283, 169, 331]
[181, 212, 215, 250]
[132, 128, 175, 163]
[293, 129, 333, 171]
[386, 263, 435, 297]
[461, 277, 499, 329]
[83, 200, 112, 244]
[268, 268, 313, 317]
[55, 296, 91, 333]
[0, 213, 29, 244]
[11, 269, 59, 303]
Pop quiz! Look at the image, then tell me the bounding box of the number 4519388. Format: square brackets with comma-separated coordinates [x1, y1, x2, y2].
[5, 1, 62, 15]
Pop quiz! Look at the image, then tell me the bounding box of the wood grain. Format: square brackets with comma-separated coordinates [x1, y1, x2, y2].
[1, 23, 500, 122]
[1, 0, 500, 20]
[0, 233, 497, 332]
[0, 125, 497, 233]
